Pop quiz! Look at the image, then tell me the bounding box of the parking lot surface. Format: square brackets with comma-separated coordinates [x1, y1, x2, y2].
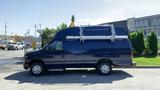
[0, 49, 24, 60]
[0, 50, 160, 90]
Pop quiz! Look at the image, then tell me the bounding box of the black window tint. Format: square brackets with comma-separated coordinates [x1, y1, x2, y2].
[63, 40, 85, 53]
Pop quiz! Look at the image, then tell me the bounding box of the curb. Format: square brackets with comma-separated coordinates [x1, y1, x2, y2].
[130, 62, 160, 68]
[114, 66, 160, 69]
[131, 66, 160, 68]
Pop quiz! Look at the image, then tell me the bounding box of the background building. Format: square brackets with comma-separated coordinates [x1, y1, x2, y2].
[100, 20, 128, 32]
[128, 14, 160, 39]
[101, 14, 160, 40]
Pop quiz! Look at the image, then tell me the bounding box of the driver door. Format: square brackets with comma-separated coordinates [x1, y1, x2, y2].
[44, 40, 65, 68]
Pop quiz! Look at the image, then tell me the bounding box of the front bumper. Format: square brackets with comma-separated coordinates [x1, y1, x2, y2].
[23, 62, 30, 69]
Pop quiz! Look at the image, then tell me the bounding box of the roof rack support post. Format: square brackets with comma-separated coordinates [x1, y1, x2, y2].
[79, 25, 85, 42]
[110, 24, 116, 42]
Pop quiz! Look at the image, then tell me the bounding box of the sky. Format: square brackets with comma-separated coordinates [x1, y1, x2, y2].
[0, 0, 160, 36]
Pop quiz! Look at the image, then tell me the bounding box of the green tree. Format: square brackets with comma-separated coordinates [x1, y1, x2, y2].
[136, 30, 145, 54]
[129, 31, 138, 54]
[146, 31, 158, 56]
[144, 40, 152, 55]
[41, 23, 68, 47]
[41, 28, 54, 47]
[56, 23, 68, 31]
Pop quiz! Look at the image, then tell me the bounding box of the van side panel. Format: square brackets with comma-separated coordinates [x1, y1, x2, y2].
[110, 39, 132, 66]
[62, 39, 132, 67]
[44, 26, 132, 69]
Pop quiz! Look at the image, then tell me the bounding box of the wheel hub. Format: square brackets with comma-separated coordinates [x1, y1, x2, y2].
[101, 64, 109, 74]
[32, 65, 42, 74]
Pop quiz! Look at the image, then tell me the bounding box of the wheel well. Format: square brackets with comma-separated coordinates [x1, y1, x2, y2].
[97, 59, 113, 66]
[29, 59, 45, 67]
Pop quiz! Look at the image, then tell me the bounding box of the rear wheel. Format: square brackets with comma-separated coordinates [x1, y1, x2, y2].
[97, 62, 112, 75]
[30, 62, 47, 76]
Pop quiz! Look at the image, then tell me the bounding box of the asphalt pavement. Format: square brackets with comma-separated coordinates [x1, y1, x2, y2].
[0, 50, 160, 90]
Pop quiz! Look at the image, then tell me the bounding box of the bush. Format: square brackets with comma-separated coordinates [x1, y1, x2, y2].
[146, 31, 158, 56]
[129, 30, 145, 55]
[144, 42, 152, 55]
[129, 32, 137, 54]
[136, 30, 145, 54]
[158, 42, 160, 50]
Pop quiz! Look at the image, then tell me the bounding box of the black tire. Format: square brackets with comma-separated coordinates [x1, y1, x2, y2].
[97, 62, 112, 75]
[1, 48, 5, 50]
[30, 62, 47, 76]
[14, 47, 17, 50]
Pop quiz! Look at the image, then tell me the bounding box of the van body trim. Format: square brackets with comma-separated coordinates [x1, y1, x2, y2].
[66, 36, 128, 40]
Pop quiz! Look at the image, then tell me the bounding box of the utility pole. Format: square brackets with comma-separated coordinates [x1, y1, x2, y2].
[34, 24, 37, 37]
[5, 23, 7, 39]
[38, 23, 42, 49]
[39, 23, 41, 30]
[27, 29, 30, 36]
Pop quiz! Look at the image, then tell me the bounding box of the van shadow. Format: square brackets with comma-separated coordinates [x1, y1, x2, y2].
[4, 69, 133, 85]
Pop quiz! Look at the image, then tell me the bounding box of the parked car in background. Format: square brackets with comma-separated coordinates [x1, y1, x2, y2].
[7, 42, 24, 50]
[25, 44, 31, 49]
[24, 25, 133, 76]
[0, 40, 7, 50]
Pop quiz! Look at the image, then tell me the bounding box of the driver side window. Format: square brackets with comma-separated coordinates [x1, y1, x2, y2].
[46, 41, 63, 51]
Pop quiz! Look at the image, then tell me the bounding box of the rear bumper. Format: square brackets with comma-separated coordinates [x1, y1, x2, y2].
[112, 59, 132, 67]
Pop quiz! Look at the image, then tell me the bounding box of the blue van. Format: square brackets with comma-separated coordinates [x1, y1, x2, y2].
[23, 25, 133, 76]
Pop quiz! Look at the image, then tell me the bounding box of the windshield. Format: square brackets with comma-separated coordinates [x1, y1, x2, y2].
[42, 39, 55, 50]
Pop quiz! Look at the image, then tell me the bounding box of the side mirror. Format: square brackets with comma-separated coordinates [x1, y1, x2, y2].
[45, 45, 56, 51]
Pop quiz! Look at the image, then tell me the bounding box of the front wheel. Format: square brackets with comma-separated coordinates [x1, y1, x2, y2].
[30, 62, 47, 76]
[97, 62, 112, 75]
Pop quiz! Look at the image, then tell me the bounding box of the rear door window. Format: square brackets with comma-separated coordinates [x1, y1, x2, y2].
[63, 40, 85, 53]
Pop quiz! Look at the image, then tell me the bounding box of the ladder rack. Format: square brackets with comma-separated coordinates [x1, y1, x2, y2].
[66, 24, 118, 41]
